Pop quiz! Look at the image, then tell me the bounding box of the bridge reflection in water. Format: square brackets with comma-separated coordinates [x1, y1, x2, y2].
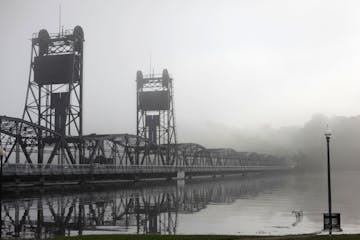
[1, 175, 285, 239]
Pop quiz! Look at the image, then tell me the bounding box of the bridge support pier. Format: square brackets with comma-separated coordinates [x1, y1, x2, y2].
[15, 177, 21, 186]
[39, 176, 45, 186]
[176, 171, 185, 180]
[176, 171, 185, 186]
[134, 175, 140, 182]
[79, 177, 86, 185]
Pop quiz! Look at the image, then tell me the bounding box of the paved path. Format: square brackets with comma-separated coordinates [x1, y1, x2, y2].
[236, 233, 319, 240]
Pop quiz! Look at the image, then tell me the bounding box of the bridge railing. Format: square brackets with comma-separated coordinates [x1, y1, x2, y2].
[1, 163, 289, 176]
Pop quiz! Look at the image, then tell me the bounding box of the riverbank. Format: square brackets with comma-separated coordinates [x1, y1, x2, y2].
[47, 234, 360, 240]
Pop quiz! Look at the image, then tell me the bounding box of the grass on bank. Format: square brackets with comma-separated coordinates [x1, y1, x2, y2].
[49, 234, 360, 240]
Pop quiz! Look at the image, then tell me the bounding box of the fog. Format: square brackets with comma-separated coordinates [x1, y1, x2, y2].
[0, 0, 359, 170]
[185, 114, 360, 170]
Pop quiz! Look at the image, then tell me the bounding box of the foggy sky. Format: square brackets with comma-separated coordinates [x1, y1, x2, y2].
[0, 0, 359, 143]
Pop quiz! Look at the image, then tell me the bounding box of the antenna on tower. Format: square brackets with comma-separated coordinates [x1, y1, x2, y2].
[58, 4, 62, 35]
[149, 53, 152, 77]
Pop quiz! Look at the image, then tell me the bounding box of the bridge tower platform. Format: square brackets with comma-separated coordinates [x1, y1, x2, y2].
[22, 26, 85, 164]
[136, 69, 177, 165]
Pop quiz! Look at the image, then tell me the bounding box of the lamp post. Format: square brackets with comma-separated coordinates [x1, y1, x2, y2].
[325, 127, 332, 235]
[0, 145, 3, 239]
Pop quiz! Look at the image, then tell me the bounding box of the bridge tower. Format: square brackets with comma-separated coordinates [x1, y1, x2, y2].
[136, 69, 177, 165]
[22, 26, 84, 164]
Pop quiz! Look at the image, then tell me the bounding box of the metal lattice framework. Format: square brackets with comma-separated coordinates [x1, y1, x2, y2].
[136, 70, 177, 165]
[22, 26, 84, 164]
[0, 115, 286, 167]
[81, 134, 165, 165]
[0, 115, 75, 165]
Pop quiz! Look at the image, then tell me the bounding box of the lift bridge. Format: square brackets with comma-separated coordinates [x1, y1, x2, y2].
[0, 26, 288, 185]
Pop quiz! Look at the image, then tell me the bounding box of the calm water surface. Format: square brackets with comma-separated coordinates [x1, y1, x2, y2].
[2, 171, 359, 238]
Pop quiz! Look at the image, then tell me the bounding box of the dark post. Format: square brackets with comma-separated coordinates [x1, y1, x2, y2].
[325, 129, 332, 235]
[0, 146, 3, 239]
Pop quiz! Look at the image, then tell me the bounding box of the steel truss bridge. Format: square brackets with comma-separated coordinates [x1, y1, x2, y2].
[1, 115, 287, 184]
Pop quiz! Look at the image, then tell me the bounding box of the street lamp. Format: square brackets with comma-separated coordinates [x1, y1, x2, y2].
[324, 126, 333, 235]
[0, 145, 3, 239]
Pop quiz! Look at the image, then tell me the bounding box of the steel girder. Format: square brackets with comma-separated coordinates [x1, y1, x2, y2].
[0, 117, 285, 167]
[81, 134, 165, 166]
[0, 115, 75, 165]
[167, 143, 286, 167]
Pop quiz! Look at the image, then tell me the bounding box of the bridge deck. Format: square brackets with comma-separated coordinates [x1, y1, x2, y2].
[2, 163, 288, 177]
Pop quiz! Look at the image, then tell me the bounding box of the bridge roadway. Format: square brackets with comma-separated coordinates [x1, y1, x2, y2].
[2, 163, 289, 185]
[1, 115, 290, 186]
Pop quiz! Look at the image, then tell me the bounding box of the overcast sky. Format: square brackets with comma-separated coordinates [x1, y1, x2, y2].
[0, 0, 359, 142]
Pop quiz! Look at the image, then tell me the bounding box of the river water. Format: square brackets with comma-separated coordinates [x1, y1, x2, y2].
[1, 171, 359, 238]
